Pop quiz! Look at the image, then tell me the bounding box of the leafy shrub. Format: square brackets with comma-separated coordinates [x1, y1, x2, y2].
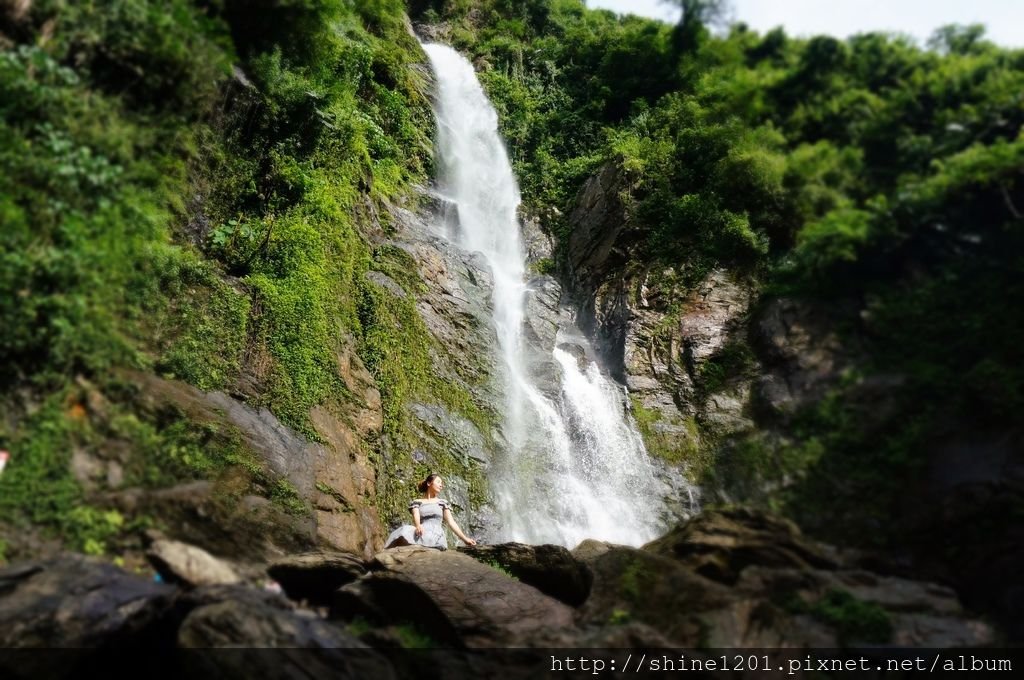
[65, 507, 125, 556]
[808, 589, 893, 645]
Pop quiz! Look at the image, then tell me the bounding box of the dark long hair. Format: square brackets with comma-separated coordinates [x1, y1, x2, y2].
[417, 473, 438, 494]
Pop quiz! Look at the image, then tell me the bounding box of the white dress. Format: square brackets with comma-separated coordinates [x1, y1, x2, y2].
[384, 499, 449, 550]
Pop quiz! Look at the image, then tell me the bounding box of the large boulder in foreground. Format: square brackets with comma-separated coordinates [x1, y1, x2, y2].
[576, 508, 994, 647]
[458, 542, 591, 606]
[0, 555, 174, 647]
[573, 540, 736, 645]
[175, 584, 392, 680]
[642, 506, 838, 583]
[178, 592, 364, 649]
[333, 546, 575, 647]
[267, 551, 367, 606]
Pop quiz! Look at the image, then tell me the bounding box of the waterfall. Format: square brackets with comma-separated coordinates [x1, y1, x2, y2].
[422, 44, 678, 548]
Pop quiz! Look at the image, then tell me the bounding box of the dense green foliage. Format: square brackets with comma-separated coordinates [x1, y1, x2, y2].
[414, 0, 1024, 556]
[0, 0, 442, 553]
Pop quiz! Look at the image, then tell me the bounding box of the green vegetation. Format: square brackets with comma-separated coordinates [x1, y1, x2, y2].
[607, 608, 631, 625]
[392, 622, 436, 648]
[629, 396, 700, 467]
[529, 257, 556, 275]
[344, 617, 376, 639]
[346, 616, 436, 648]
[482, 557, 519, 579]
[0, 397, 81, 534]
[619, 554, 656, 603]
[696, 341, 757, 395]
[0, 0, 448, 551]
[65, 506, 126, 556]
[787, 589, 893, 645]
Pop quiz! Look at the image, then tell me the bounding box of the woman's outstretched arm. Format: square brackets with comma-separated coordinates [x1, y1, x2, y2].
[443, 507, 476, 546]
[412, 506, 423, 537]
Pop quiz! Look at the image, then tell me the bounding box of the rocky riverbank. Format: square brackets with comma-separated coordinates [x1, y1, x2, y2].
[0, 508, 992, 665]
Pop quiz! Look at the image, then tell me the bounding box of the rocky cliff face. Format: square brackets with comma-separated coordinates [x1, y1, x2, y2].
[66, 350, 386, 563]
[370, 197, 502, 534]
[562, 159, 1024, 640]
[566, 163, 764, 475]
[563, 161, 867, 478]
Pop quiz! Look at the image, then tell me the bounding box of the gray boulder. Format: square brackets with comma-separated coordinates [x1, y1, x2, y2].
[178, 587, 391, 679]
[146, 539, 241, 588]
[0, 555, 174, 647]
[267, 551, 367, 606]
[333, 546, 576, 647]
[642, 506, 838, 583]
[458, 542, 592, 606]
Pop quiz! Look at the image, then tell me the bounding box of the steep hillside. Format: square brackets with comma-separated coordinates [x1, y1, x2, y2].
[0, 0, 499, 564]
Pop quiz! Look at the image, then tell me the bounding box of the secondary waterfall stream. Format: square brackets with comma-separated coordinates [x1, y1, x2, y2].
[423, 44, 680, 547]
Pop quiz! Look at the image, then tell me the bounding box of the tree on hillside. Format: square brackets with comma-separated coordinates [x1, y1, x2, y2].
[927, 23, 989, 55]
[662, 0, 731, 55]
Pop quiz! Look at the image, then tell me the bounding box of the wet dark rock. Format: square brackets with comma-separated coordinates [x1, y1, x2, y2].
[178, 596, 362, 648]
[566, 162, 634, 297]
[332, 571, 461, 645]
[176, 588, 392, 679]
[522, 275, 562, 354]
[267, 551, 367, 606]
[753, 297, 851, 416]
[630, 509, 991, 646]
[571, 538, 613, 562]
[412, 19, 451, 45]
[459, 542, 592, 606]
[556, 341, 587, 363]
[643, 507, 838, 584]
[408, 402, 491, 469]
[522, 275, 567, 399]
[421, 189, 460, 232]
[575, 542, 733, 645]
[0, 554, 174, 647]
[173, 582, 294, 613]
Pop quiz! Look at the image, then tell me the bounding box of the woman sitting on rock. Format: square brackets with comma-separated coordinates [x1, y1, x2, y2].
[384, 473, 477, 550]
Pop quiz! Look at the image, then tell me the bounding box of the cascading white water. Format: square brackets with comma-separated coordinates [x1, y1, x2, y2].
[423, 44, 674, 547]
